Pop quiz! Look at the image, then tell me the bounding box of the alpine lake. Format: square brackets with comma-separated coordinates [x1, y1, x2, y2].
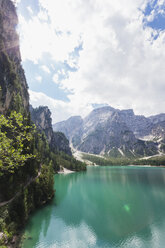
[21, 166, 165, 248]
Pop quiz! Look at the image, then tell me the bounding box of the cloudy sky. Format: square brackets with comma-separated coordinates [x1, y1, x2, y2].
[15, 0, 165, 123]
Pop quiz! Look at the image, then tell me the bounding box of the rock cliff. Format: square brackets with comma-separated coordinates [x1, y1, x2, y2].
[0, 0, 29, 115]
[0, 2, 54, 246]
[30, 105, 72, 156]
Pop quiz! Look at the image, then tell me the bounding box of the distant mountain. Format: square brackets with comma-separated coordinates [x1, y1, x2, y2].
[53, 116, 83, 141]
[53, 106, 165, 158]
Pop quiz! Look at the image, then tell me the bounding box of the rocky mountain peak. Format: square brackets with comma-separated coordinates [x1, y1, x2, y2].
[85, 106, 116, 120]
[53, 106, 164, 158]
[30, 105, 52, 131]
[120, 109, 134, 116]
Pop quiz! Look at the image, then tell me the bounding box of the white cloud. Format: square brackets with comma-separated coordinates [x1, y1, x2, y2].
[41, 65, 51, 74]
[27, 6, 33, 15]
[52, 69, 68, 85]
[19, 0, 165, 121]
[157, 0, 165, 7]
[38, 10, 49, 22]
[35, 75, 42, 82]
[52, 74, 60, 84]
[146, 9, 156, 22]
[29, 90, 92, 123]
[18, 10, 81, 64]
[144, 0, 165, 22]
[29, 91, 67, 123]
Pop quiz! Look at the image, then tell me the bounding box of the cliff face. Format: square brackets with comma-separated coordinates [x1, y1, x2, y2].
[0, 0, 29, 115]
[0, 2, 85, 246]
[30, 105, 72, 156]
[30, 106, 53, 143]
[77, 110, 157, 157]
[0, 2, 55, 246]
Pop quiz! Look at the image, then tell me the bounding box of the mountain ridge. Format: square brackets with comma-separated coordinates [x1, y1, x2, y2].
[53, 106, 165, 158]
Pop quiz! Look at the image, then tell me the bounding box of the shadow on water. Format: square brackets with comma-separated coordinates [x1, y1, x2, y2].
[22, 166, 165, 248]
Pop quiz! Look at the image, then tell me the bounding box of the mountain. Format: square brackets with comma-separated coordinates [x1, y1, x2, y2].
[149, 114, 165, 124]
[53, 116, 83, 140]
[0, 0, 29, 115]
[53, 106, 165, 158]
[0, 2, 85, 246]
[30, 105, 86, 172]
[0, 1, 56, 245]
[30, 105, 72, 156]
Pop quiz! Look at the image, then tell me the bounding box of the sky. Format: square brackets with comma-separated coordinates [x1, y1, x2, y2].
[14, 0, 165, 123]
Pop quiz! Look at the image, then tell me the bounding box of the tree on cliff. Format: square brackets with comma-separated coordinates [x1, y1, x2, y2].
[0, 111, 36, 176]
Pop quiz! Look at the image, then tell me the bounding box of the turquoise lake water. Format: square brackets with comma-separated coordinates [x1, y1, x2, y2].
[22, 166, 165, 248]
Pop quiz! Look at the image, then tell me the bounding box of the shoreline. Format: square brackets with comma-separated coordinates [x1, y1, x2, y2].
[96, 164, 165, 168]
[129, 164, 165, 168]
[85, 164, 165, 168]
[9, 163, 165, 247]
[58, 166, 76, 174]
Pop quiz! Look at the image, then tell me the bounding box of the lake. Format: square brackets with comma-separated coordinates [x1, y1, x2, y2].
[22, 166, 165, 248]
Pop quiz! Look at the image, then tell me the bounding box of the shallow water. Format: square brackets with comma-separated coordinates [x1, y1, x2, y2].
[22, 166, 165, 248]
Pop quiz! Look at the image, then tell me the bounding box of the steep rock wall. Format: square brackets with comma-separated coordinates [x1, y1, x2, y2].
[30, 105, 72, 156]
[0, 0, 29, 115]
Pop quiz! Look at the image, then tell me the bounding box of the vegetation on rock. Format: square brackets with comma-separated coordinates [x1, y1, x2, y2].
[0, 111, 36, 175]
[0, 111, 55, 246]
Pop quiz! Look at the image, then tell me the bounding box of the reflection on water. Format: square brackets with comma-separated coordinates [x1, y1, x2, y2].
[22, 166, 165, 248]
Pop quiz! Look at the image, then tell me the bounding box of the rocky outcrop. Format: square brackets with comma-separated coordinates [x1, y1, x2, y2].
[30, 105, 72, 156]
[0, 0, 29, 115]
[53, 106, 163, 158]
[30, 106, 53, 143]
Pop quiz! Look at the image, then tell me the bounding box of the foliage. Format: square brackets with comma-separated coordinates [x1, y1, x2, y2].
[54, 152, 86, 172]
[0, 127, 55, 245]
[0, 6, 55, 245]
[82, 153, 165, 166]
[108, 148, 124, 158]
[133, 156, 165, 166]
[0, 161, 54, 243]
[34, 162, 54, 206]
[33, 129, 86, 172]
[0, 111, 36, 175]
